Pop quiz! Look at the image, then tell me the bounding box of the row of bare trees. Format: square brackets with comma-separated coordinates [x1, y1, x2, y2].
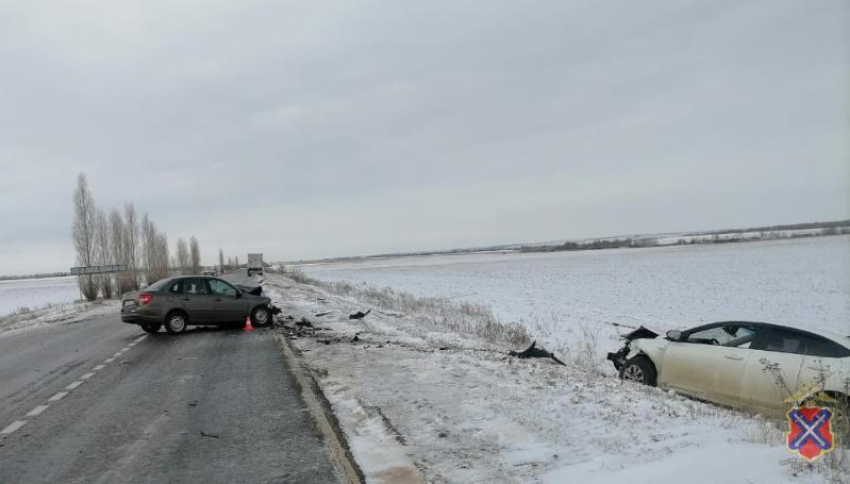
[216, 248, 241, 273]
[72, 173, 204, 301]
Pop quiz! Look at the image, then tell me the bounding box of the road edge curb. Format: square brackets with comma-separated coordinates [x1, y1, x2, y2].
[273, 331, 365, 484]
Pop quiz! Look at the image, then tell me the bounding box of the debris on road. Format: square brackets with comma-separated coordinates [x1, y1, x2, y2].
[315, 311, 333, 317]
[200, 431, 220, 438]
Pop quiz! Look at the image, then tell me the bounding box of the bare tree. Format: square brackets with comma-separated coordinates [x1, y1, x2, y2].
[175, 238, 190, 274]
[123, 202, 140, 289]
[189, 236, 201, 275]
[94, 208, 114, 299]
[72, 173, 98, 300]
[235, 255, 240, 268]
[141, 213, 158, 284]
[154, 233, 169, 281]
[219, 248, 225, 274]
[109, 209, 134, 295]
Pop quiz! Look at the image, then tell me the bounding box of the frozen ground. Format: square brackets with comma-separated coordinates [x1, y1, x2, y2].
[303, 236, 850, 369]
[0, 275, 118, 337]
[264, 275, 848, 484]
[0, 276, 81, 316]
[0, 298, 120, 337]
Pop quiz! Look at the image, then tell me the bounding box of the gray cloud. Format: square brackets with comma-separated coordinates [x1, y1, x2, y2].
[0, 0, 847, 274]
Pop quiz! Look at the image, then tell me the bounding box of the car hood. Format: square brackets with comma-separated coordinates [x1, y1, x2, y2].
[235, 285, 263, 296]
[619, 326, 660, 341]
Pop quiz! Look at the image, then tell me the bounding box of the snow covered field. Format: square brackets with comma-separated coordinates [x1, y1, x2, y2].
[303, 236, 850, 364]
[264, 274, 848, 484]
[278, 236, 849, 482]
[0, 276, 80, 316]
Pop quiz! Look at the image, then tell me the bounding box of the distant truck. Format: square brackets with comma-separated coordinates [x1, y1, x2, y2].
[247, 253, 264, 276]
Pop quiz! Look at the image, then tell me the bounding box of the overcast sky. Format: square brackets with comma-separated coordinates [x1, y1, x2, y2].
[0, 0, 847, 275]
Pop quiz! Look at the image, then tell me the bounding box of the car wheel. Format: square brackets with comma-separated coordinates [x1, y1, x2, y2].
[140, 323, 161, 334]
[250, 306, 271, 328]
[619, 356, 657, 386]
[165, 311, 188, 334]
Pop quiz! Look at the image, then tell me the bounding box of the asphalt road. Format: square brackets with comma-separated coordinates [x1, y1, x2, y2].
[0, 271, 339, 484]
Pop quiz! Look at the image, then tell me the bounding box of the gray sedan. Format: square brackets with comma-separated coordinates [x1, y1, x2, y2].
[120, 276, 273, 334]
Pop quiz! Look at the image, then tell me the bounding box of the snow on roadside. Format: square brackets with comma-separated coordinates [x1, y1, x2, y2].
[0, 299, 120, 337]
[263, 274, 839, 484]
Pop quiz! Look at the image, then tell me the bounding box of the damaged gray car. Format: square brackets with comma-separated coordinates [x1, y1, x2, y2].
[121, 276, 277, 334]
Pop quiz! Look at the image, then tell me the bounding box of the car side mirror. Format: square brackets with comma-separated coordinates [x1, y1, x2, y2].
[235, 290, 243, 299]
[666, 330, 683, 341]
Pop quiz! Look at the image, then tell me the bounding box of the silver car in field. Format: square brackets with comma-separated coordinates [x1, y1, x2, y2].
[608, 321, 850, 434]
[120, 276, 273, 334]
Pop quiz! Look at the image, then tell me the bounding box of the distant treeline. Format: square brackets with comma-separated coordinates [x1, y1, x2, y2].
[684, 219, 850, 237]
[521, 219, 850, 254]
[0, 272, 71, 282]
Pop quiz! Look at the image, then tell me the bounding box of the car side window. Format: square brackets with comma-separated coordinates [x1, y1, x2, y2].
[760, 329, 803, 354]
[184, 279, 210, 295]
[208, 279, 238, 297]
[799, 334, 850, 358]
[686, 325, 755, 347]
[168, 280, 183, 294]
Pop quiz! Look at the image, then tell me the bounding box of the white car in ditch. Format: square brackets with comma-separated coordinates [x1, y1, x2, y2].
[608, 321, 850, 432]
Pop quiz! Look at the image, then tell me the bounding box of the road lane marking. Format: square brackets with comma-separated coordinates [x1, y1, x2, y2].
[26, 405, 49, 417]
[1, 421, 27, 435]
[0, 337, 149, 440]
[66, 381, 83, 390]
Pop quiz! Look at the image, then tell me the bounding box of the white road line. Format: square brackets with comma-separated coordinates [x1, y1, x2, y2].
[2, 339, 148, 435]
[48, 392, 69, 402]
[26, 405, 49, 417]
[0, 421, 27, 435]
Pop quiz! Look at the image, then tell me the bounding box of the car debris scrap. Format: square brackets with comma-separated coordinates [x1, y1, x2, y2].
[349, 309, 372, 320]
[508, 341, 566, 366]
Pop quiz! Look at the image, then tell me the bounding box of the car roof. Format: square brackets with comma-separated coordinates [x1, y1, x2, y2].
[695, 321, 850, 349]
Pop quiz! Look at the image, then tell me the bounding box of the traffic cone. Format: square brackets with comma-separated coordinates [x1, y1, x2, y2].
[244, 316, 254, 332]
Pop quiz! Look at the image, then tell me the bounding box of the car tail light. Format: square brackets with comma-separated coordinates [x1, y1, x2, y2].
[139, 293, 153, 305]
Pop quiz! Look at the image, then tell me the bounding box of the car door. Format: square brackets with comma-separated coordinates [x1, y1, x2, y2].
[744, 328, 849, 414]
[178, 278, 216, 323]
[660, 323, 756, 406]
[208, 279, 248, 323]
[743, 328, 810, 414]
